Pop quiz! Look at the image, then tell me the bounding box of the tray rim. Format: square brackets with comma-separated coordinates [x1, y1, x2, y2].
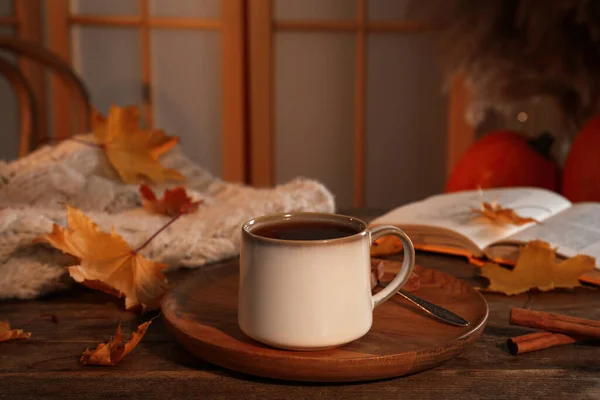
[164, 299, 489, 364]
[161, 264, 490, 381]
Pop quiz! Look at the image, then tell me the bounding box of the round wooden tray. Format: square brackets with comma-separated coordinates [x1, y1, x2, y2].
[161, 262, 489, 382]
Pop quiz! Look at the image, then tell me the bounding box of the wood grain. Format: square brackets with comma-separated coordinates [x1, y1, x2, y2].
[0, 16, 16, 26]
[221, 0, 247, 183]
[161, 262, 488, 382]
[46, 0, 72, 140]
[68, 15, 221, 29]
[247, 0, 274, 187]
[1, 227, 599, 398]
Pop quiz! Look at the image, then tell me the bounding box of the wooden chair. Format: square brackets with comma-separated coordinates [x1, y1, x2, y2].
[0, 36, 91, 157]
[0, 57, 36, 157]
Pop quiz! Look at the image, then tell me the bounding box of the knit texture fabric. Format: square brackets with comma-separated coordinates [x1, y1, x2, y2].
[0, 136, 335, 299]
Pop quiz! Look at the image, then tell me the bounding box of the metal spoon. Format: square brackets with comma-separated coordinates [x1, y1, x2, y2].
[380, 283, 470, 327]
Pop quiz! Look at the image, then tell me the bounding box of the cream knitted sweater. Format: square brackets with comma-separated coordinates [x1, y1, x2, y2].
[0, 136, 335, 299]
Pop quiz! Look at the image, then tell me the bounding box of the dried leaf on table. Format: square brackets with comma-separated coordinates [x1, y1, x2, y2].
[81, 317, 156, 366]
[472, 200, 538, 226]
[0, 320, 31, 342]
[371, 259, 420, 292]
[480, 240, 595, 295]
[580, 270, 600, 287]
[92, 105, 184, 183]
[139, 184, 202, 217]
[37, 205, 168, 311]
[370, 236, 403, 257]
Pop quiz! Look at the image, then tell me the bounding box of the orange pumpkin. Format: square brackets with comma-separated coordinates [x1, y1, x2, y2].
[445, 131, 559, 192]
[562, 115, 600, 202]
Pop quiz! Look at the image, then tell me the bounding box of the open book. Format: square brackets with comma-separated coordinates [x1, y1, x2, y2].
[369, 187, 600, 273]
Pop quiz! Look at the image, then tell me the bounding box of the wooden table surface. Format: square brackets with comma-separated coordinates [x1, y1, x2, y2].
[1, 211, 600, 400]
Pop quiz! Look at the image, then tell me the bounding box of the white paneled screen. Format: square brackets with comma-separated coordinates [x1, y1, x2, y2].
[151, 30, 222, 175]
[275, 32, 356, 206]
[69, 0, 223, 176]
[72, 27, 143, 114]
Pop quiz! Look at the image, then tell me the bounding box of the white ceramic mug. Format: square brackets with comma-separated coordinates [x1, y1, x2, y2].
[238, 212, 415, 350]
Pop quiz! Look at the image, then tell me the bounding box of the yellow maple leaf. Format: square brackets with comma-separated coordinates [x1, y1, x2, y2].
[81, 317, 155, 366]
[472, 200, 538, 226]
[0, 321, 31, 342]
[481, 240, 595, 295]
[38, 205, 168, 311]
[92, 105, 184, 183]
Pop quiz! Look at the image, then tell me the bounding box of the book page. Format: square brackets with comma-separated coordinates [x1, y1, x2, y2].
[498, 203, 600, 265]
[369, 187, 571, 250]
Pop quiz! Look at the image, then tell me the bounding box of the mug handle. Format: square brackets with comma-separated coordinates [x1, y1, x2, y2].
[370, 225, 416, 309]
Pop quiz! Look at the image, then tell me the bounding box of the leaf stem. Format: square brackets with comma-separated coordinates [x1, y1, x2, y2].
[68, 211, 185, 262]
[133, 212, 184, 253]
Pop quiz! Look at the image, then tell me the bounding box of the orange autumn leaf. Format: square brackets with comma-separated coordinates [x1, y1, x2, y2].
[81, 317, 155, 366]
[140, 185, 202, 217]
[38, 205, 168, 311]
[370, 236, 403, 257]
[0, 321, 31, 342]
[481, 240, 596, 295]
[472, 200, 538, 226]
[580, 270, 600, 287]
[92, 105, 184, 184]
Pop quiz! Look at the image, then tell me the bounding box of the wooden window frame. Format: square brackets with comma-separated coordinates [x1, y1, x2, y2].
[8, 0, 474, 195]
[247, 0, 469, 207]
[44, 0, 247, 182]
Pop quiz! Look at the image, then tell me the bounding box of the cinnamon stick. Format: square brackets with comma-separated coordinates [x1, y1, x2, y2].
[510, 308, 600, 339]
[506, 331, 576, 355]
